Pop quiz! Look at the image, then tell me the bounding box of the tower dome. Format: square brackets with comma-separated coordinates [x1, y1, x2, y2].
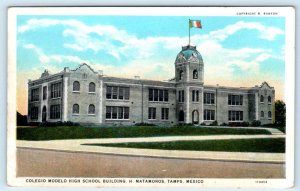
[175, 45, 203, 64]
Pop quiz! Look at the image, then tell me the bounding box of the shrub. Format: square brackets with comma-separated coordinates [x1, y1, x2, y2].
[209, 120, 218, 126]
[219, 122, 227, 126]
[229, 122, 241, 127]
[200, 122, 206, 126]
[251, 120, 261, 127]
[241, 121, 250, 127]
[134, 123, 156, 126]
[38, 121, 79, 127]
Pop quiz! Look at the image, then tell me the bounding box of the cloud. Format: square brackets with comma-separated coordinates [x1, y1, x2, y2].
[24, 43, 88, 65]
[18, 18, 284, 63]
[207, 21, 284, 41]
[18, 18, 285, 105]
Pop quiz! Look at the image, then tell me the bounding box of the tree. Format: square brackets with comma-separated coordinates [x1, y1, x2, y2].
[275, 100, 286, 127]
[17, 112, 27, 126]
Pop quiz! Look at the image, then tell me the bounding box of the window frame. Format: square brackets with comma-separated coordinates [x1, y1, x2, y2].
[261, 111, 264, 118]
[106, 86, 130, 100]
[161, 108, 169, 120]
[228, 94, 243, 106]
[148, 107, 156, 120]
[268, 111, 272, 119]
[88, 104, 96, 115]
[31, 88, 40, 102]
[30, 107, 39, 120]
[228, 110, 243, 122]
[88, 82, 96, 93]
[73, 81, 80, 92]
[148, 88, 169, 102]
[72, 104, 80, 115]
[42, 86, 47, 100]
[193, 69, 198, 79]
[106, 106, 130, 120]
[50, 82, 62, 99]
[50, 104, 61, 119]
[204, 109, 215, 121]
[260, 95, 264, 103]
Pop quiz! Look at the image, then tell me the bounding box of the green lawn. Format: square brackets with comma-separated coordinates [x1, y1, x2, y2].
[84, 138, 285, 153]
[17, 126, 271, 141]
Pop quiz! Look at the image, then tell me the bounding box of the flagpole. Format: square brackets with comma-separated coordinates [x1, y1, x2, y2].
[188, 19, 190, 46]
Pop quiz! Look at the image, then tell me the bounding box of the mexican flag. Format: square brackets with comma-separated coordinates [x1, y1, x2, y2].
[189, 20, 202, 28]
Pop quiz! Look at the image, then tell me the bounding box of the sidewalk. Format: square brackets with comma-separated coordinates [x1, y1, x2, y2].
[17, 134, 285, 163]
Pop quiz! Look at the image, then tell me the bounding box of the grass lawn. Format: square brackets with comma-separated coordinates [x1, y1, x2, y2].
[17, 126, 271, 141]
[84, 138, 285, 153]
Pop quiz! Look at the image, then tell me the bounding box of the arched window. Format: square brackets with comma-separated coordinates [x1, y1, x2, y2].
[73, 104, 79, 114]
[179, 70, 183, 80]
[89, 82, 95, 93]
[193, 69, 198, 79]
[261, 111, 264, 118]
[88, 104, 95, 114]
[268, 111, 272, 118]
[73, 81, 80, 91]
[268, 96, 271, 103]
[260, 95, 264, 103]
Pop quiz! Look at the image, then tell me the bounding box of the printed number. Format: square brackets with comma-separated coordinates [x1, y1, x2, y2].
[255, 180, 267, 184]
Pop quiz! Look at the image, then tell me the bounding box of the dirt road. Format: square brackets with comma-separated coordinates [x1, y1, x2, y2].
[17, 148, 285, 178]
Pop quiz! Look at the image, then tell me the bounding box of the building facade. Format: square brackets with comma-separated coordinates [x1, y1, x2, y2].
[27, 45, 275, 125]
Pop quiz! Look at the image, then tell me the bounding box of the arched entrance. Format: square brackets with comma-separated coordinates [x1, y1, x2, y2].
[179, 110, 184, 122]
[42, 106, 47, 122]
[192, 110, 199, 124]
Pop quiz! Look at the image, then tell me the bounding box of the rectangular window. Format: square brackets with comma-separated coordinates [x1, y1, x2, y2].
[112, 87, 118, 99]
[50, 105, 61, 119]
[204, 110, 215, 120]
[124, 107, 129, 119]
[30, 107, 39, 120]
[228, 95, 243, 105]
[42, 86, 47, 100]
[148, 107, 156, 119]
[118, 107, 123, 119]
[112, 106, 118, 119]
[51, 82, 62, 98]
[178, 90, 184, 102]
[228, 110, 243, 121]
[106, 86, 130, 100]
[148, 88, 169, 102]
[31, 88, 40, 101]
[106, 86, 112, 99]
[192, 90, 199, 102]
[106, 106, 112, 119]
[161, 108, 169, 120]
[118, 87, 124, 100]
[164, 90, 169, 102]
[204, 93, 215, 104]
[106, 106, 130, 120]
[124, 87, 130, 100]
[159, 90, 164, 101]
[149, 89, 153, 101]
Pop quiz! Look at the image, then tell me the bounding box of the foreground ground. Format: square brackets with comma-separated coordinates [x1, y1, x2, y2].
[16, 126, 285, 178]
[17, 126, 276, 140]
[86, 138, 285, 153]
[17, 148, 285, 178]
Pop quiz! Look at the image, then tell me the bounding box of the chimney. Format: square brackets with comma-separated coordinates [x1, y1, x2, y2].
[64, 67, 69, 72]
[98, 70, 103, 76]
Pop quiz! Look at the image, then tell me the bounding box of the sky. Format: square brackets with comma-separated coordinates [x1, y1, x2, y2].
[16, 15, 285, 115]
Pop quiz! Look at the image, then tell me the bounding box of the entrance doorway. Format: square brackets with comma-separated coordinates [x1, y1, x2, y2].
[192, 110, 199, 124]
[42, 106, 47, 122]
[179, 110, 184, 122]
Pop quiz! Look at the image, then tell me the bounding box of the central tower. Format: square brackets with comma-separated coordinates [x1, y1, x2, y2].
[174, 45, 204, 124]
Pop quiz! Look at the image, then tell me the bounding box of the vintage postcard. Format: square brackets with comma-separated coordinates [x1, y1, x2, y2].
[7, 7, 295, 188]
